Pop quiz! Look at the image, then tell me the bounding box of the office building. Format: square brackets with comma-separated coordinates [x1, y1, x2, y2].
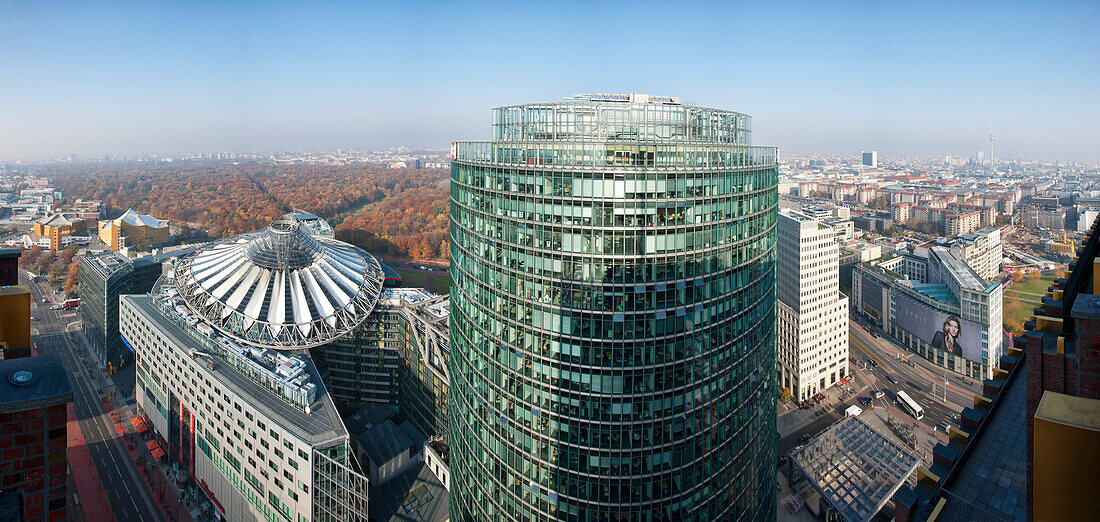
[0, 248, 19, 286]
[449, 93, 779, 520]
[97, 208, 169, 251]
[0, 354, 74, 522]
[943, 228, 1003, 281]
[122, 217, 378, 521]
[79, 250, 183, 369]
[317, 287, 450, 439]
[1077, 207, 1100, 233]
[777, 209, 849, 402]
[852, 246, 1003, 380]
[862, 150, 878, 168]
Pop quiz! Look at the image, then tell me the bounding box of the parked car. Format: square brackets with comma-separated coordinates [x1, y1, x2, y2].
[873, 390, 885, 399]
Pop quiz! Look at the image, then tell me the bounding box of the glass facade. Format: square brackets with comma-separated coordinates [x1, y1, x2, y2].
[448, 96, 779, 520]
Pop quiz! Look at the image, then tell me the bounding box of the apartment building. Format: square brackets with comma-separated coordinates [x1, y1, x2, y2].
[777, 209, 850, 401]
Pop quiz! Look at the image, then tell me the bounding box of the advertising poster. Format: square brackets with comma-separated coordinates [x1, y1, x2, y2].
[894, 294, 982, 362]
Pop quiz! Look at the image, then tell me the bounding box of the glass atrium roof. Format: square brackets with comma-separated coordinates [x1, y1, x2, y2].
[174, 219, 384, 349]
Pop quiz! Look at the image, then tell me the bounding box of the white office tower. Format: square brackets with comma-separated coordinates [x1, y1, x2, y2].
[862, 150, 878, 168]
[777, 209, 850, 401]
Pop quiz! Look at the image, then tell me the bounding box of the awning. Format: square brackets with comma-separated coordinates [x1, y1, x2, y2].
[131, 416, 144, 427]
[135, 422, 149, 433]
[146, 440, 160, 452]
[150, 447, 166, 460]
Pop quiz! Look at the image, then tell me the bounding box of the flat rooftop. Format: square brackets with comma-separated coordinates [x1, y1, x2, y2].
[125, 295, 346, 444]
[938, 359, 1028, 521]
[789, 415, 921, 522]
[0, 354, 74, 413]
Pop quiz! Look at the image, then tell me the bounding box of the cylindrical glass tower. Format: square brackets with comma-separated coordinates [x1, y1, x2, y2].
[448, 93, 778, 521]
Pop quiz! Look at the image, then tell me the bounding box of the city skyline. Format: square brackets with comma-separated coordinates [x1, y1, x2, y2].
[2, 1, 1098, 162]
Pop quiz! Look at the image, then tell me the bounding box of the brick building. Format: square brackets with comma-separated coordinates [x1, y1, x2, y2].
[1020, 212, 1100, 520]
[0, 354, 74, 521]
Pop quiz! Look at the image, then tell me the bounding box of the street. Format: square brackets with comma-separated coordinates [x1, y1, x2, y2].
[23, 273, 166, 522]
[848, 317, 981, 432]
[777, 316, 982, 461]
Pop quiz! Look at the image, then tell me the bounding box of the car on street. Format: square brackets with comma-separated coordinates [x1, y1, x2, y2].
[777, 455, 788, 466]
[873, 390, 885, 399]
[798, 433, 812, 444]
[30, 316, 38, 322]
[871, 360, 878, 368]
[41, 298, 48, 304]
[50, 305, 61, 310]
[888, 376, 899, 384]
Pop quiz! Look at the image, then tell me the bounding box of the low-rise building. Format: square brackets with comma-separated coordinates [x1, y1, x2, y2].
[97, 209, 170, 251]
[33, 213, 83, 250]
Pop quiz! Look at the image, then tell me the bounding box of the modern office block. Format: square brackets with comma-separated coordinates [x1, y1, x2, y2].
[777, 209, 849, 402]
[79, 251, 175, 368]
[862, 150, 878, 168]
[852, 246, 1003, 380]
[448, 93, 779, 520]
[122, 218, 380, 521]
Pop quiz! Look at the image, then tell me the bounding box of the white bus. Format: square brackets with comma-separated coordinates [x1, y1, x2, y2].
[896, 390, 924, 421]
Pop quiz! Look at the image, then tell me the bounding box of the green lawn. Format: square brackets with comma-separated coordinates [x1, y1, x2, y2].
[394, 268, 451, 295]
[1002, 273, 1055, 327]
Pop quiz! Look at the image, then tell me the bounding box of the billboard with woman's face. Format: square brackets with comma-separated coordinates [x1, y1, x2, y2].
[894, 294, 983, 362]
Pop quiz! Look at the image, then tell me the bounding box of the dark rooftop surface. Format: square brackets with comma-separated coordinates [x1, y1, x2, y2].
[344, 403, 397, 437]
[0, 354, 74, 413]
[358, 420, 412, 466]
[370, 462, 449, 522]
[938, 358, 1027, 522]
[125, 295, 346, 443]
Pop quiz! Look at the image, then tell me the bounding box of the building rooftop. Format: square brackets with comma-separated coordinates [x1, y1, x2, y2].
[358, 420, 413, 467]
[938, 358, 1028, 521]
[0, 354, 74, 414]
[789, 415, 922, 522]
[112, 208, 168, 229]
[35, 213, 74, 227]
[568, 93, 682, 105]
[173, 218, 385, 349]
[125, 294, 346, 443]
[370, 462, 449, 522]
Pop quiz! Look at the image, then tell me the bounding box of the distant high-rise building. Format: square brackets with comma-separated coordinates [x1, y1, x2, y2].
[777, 209, 849, 402]
[862, 150, 878, 168]
[448, 93, 779, 520]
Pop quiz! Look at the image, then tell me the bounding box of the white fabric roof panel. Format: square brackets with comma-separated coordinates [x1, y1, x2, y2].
[173, 218, 385, 349]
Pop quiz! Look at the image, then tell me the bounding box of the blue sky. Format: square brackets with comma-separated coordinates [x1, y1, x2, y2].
[1, 1, 1097, 161]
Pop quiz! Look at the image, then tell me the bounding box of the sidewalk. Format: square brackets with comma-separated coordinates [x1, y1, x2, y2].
[67, 405, 116, 522]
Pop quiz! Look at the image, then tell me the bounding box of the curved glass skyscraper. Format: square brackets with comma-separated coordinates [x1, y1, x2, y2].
[448, 93, 778, 521]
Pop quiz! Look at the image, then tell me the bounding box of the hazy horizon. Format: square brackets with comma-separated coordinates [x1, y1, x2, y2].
[2, 1, 1097, 163]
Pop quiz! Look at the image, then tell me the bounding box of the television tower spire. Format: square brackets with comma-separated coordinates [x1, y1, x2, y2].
[989, 121, 994, 172]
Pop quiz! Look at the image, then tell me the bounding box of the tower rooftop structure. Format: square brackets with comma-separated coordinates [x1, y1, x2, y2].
[173, 218, 385, 349]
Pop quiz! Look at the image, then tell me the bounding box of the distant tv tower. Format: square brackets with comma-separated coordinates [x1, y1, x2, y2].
[988, 121, 994, 172]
